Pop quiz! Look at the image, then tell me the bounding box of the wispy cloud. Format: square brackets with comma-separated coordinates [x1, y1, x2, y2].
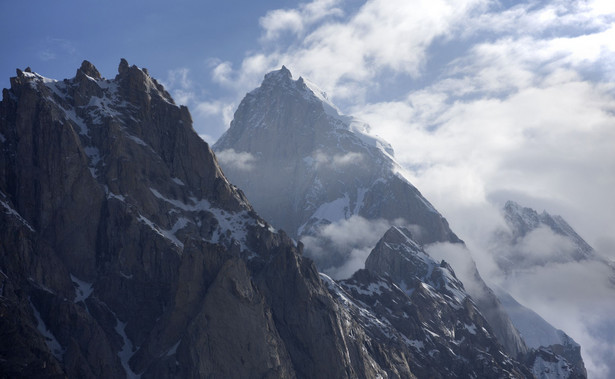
[165, 68, 195, 105]
[301, 216, 411, 279]
[312, 150, 364, 169]
[215, 148, 257, 172]
[38, 37, 77, 62]
[259, 0, 343, 41]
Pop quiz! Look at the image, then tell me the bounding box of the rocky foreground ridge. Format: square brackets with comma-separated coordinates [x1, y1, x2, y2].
[0, 60, 583, 378]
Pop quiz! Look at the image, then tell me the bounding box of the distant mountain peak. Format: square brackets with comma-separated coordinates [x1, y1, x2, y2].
[502, 200, 594, 259]
[77, 60, 102, 80]
[263, 65, 292, 82]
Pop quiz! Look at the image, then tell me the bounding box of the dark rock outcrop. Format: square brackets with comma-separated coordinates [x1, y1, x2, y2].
[0, 60, 379, 378]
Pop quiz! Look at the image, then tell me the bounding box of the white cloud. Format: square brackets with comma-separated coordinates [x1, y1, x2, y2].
[165, 68, 194, 105]
[215, 148, 257, 172]
[38, 38, 77, 62]
[313, 150, 364, 168]
[301, 216, 407, 279]
[194, 100, 235, 126]
[259, 0, 343, 41]
[260, 9, 304, 40]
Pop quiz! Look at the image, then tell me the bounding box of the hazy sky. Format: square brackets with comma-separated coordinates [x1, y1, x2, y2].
[2, 1, 615, 376]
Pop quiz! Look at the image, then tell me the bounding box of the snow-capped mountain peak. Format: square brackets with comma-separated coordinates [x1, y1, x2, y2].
[501, 200, 594, 265]
[214, 66, 459, 247]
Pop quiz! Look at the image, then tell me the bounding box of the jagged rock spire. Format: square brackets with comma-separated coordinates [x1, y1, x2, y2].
[77, 60, 101, 80]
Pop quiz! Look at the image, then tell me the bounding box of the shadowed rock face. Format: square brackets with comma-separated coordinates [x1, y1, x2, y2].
[213, 67, 460, 246]
[0, 60, 387, 379]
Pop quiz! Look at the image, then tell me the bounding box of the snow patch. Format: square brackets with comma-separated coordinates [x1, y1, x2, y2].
[30, 300, 64, 360]
[0, 198, 35, 232]
[310, 194, 350, 224]
[150, 188, 210, 212]
[126, 134, 148, 146]
[63, 108, 89, 136]
[171, 177, 185, 186]
[465, 323, 477, 335]
[165, 340, 181, 357]
[532, 352, 571, 379]
[137, 214, 185, 249]
[70, 274, 93, 303]
[148, 188, 253, 251]
[115, 317, 140, 379]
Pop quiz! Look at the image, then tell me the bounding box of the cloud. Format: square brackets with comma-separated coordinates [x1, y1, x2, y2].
[312, 150, 364, 169]
[165, 68, 195, 105]
[509, 226, 577, 262]
[194, 100, 235, 127]
[259, 0, 343, 41]
[301, 216, 404, 279]
[38, 38, 77, 62]
[215, 148, 257, 172]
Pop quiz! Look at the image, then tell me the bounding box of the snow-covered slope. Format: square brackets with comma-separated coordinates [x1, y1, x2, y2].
[495, 288, 586, 377]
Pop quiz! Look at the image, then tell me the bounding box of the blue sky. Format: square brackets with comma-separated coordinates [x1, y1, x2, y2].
[0, 1, 286, 90]
[2, 1, 615, 376]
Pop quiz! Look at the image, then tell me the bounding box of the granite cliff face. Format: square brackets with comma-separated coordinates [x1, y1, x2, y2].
[0, 60, 382, 378]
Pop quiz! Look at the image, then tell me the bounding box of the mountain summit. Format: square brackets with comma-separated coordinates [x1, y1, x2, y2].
[214, 67, 460, 249]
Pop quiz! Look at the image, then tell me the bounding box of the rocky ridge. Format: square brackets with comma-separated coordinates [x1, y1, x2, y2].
[0, 60, 544, 378]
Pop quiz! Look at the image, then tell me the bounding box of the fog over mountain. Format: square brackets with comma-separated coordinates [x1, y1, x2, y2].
[488, 201, 615, 378]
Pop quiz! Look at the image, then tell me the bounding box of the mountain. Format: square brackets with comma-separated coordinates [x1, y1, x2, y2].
[491, 200, 615, 378]
[213, 66, 460, 247]
[495, 288, 586, 378]
[494, 201, 596, 273]
[213, 67, 539, 360]
[325, 227, 532, 378]
[358, 226, 586, 378]
[0, 60, 542, 378]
